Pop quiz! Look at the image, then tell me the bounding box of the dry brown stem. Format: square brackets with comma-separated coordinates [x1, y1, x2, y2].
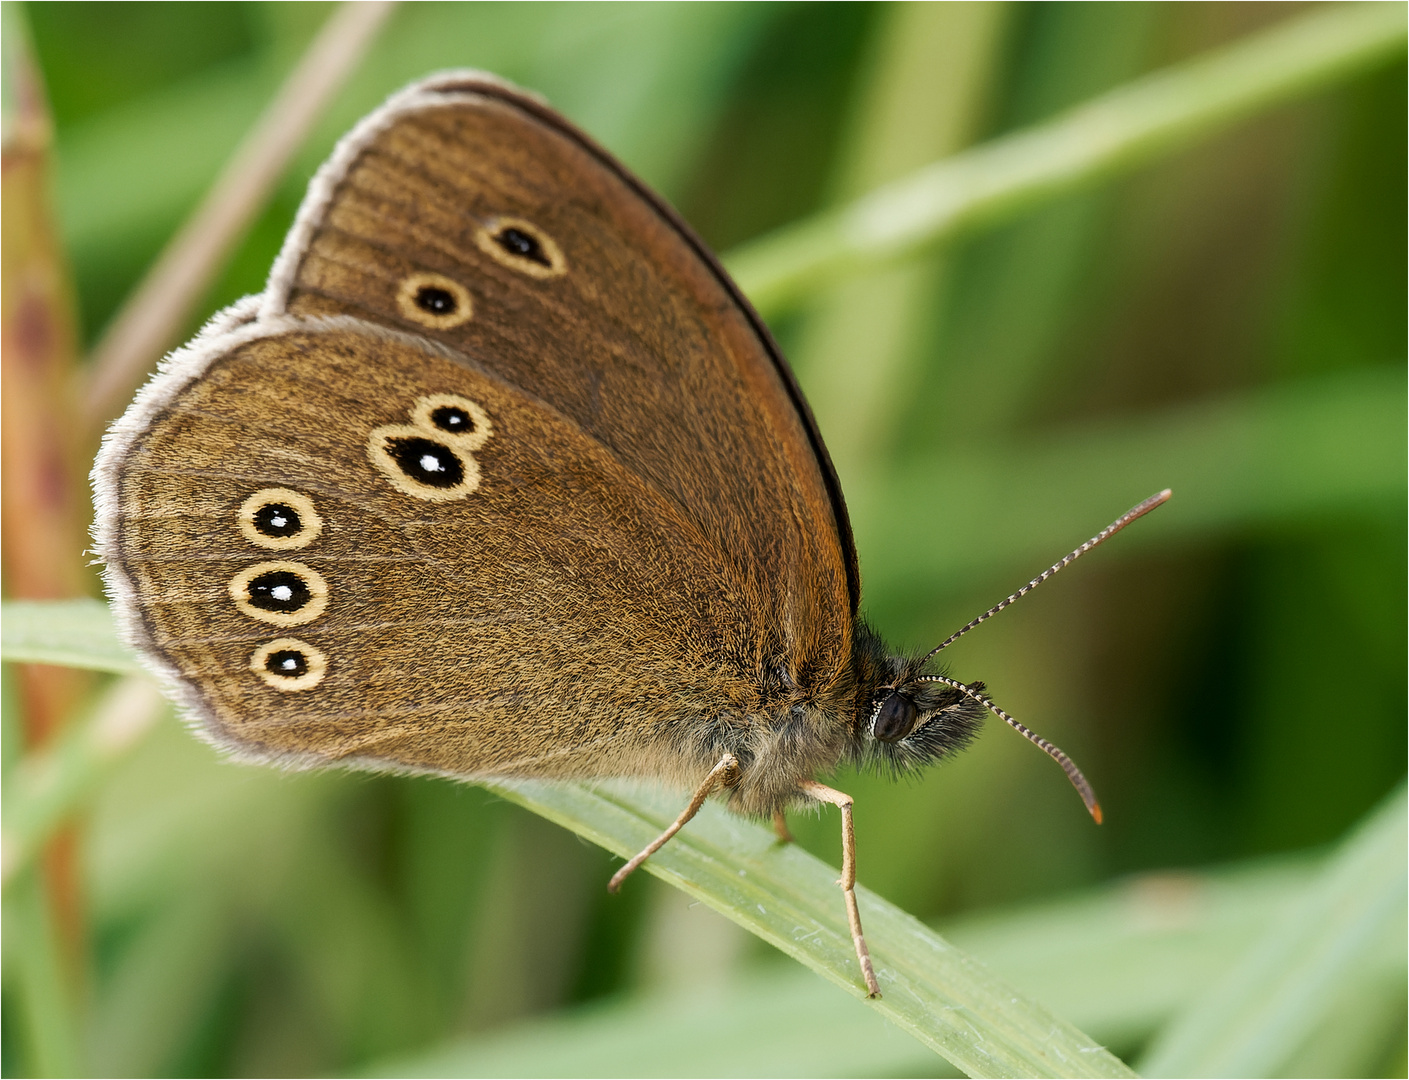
[1, 12, 95, 979]
[82, 0, 398, 432]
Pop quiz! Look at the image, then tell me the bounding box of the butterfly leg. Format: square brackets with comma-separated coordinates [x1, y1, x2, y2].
[608, 753, 739, 893]
[772, 808, 795, 844]
[798, 780, 881, 998]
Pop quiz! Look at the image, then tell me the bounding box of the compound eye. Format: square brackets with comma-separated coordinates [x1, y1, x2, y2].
[873, 693, 918, 742]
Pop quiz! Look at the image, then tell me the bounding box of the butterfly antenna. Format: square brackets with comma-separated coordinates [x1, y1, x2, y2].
[920, 489, 1171, 666]
[918, 674, 1103, 823]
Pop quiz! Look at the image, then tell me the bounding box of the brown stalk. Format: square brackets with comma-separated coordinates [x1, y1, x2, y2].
[81, 0, 398, 433]
[1, 11, 95, 977]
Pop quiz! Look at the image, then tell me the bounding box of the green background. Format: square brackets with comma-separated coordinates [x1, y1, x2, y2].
[4, 2, 1405, 1076]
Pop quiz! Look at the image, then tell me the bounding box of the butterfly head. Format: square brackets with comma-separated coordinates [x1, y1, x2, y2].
[849, 624, 985, 778]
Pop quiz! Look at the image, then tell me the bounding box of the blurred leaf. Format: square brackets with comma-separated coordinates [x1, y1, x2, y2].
[1140, 782, 1407, 1077]
[512, 1, 779, 197]
[85, 885, 232, 1078]
[485, 778, 1134, 1078]
[893, 2, 1160, 452]
[54, 57, 282, 268]
[365, 856, 1319, 1078]
[794, 1, 1009, 476]
[1, 869, 81, 1076]
[367, 963, 959, 1080]
[2, 674, 164, 890]
[9, 660, 1132, 1078]
[727, 2, 1408, 314]
[860, 364, 1407, 603]
[1, 597, 136, 673]
[23, 1, 261, 128]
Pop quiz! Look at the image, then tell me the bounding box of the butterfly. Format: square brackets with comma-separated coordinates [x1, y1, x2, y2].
[93, 71, 1168, 997]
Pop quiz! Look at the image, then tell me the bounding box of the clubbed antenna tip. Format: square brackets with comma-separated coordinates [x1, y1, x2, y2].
[921, 674, 1103, 823]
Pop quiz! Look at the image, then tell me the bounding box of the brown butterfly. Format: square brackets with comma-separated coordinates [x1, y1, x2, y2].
[93, 72, 1168, 997]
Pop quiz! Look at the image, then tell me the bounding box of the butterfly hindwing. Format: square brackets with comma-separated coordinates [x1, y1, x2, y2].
[103, 320, 764, 784]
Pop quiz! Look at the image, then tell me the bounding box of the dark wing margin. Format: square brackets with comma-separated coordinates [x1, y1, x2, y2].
[418, 74, 862, 614]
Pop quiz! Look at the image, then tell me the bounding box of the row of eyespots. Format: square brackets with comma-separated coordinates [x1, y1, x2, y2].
[367, 393, 494, 502]
[234, 488, 329, 692]
[394, 217, 566, 331]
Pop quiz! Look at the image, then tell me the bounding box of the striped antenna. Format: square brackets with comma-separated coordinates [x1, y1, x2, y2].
[918, 674, 1102, 822]
[920, 489, 1171, 666]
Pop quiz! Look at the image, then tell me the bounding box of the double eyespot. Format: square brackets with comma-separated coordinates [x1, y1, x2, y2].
[231, 487, 329, 692]
[392, 218, 562, 333]
[474, 217, 567, 279]
[393, 217, 563, 329]
[367, 393, 494, 501]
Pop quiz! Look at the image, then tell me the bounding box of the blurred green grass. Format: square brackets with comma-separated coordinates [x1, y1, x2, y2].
[3, 2, 1405, 1076]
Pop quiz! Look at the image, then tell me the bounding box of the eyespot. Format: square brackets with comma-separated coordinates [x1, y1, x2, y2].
[389, 437, 463, 485]
[238, 487, 322, 550]
[229, 561, 328, 626]
[410, 393, 493, 451]
[367, 424, 480, 501]
[873, 693, 918, 742]
[250, 637, 327, 692]
[396, 272, 473, 329]
[475, 217, 566, 279]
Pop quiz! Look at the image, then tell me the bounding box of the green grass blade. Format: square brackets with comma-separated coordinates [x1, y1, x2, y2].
[2, 597, 138, 673]
[946, 859, 1320, 1051]
[792, 2, 1009, 476]
[363, 856, 1320, 1078]
[1139, 783, 1408, 1077]
[2, 870, 84, 1076]
[2, 674, 166, 889]
[367, 964, 948, 1080]
[0, 601, 1129, 1075]
[486, 778, 1135, 1079]
[726, 2, 1408, 313]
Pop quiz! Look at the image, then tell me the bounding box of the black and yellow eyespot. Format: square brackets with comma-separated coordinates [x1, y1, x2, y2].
[410, 393, 492, 451]
[250, 637, 327, 691]
[366, 424, 480, 501]
[238, 487, 322, 550]
[395, 272, 473, 329]
[475, 217, 566, 279]
[229, 560, 328, 627]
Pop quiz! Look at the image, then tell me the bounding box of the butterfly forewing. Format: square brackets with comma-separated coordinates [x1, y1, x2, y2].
[276, 79, 855, 639]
